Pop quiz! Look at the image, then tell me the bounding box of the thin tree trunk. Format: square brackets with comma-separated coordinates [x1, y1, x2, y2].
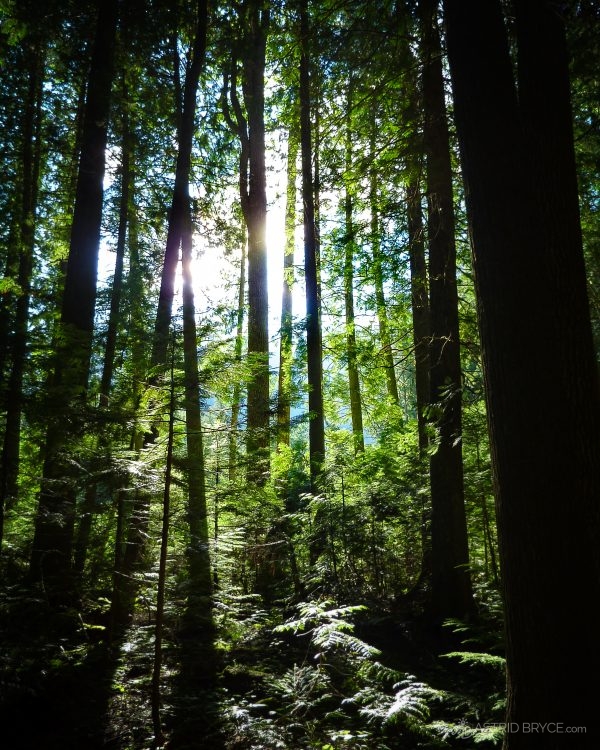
[407, 178, 430, 452]
[300, 0, 325, 496]
[277, 122, 298, 450]
[420, 0, 473, 620]
[100, 75, 131, 407]
[151, 0, 208, 372]
[369, 110, 399, 406]
[181, 205, 213, 609]
[229, 232, 246, 481]
[343, 78, 364, 454]
[151, 332, 175, 747]
[110, 142, 148, 632]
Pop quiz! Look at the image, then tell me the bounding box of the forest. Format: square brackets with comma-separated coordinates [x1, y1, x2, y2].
[0, 0, 599, 748]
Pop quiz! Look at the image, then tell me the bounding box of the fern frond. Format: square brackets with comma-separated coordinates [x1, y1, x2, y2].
[442, 651, 506, 669]
[430, 720, 504, 745]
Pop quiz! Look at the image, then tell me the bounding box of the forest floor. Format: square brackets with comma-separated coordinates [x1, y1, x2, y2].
[0, 584, 506, 750]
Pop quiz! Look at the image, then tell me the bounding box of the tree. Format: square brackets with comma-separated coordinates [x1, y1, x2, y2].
[443, 0, 600, 740]
[343, 76, 365, 455]
[419, 0, 473, 620]
[224, 0, 271, 482]
[299, 0, 325, 496]
[277, 120, 298, 451]
[29, 0, 119, 596]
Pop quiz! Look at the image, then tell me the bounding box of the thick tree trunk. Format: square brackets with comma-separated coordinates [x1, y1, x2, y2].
[242, 1, 271, 481]
[29, 0, 118, 595]
[443, 0, 600, 742]
[420, 0, 473, 620]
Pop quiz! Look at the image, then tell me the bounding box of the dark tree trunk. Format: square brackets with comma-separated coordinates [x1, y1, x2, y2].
[151, 0, 208, 372]
[343, 78, 364, 454]
[181, 206, 213, 609]
[151, 336, 175, 747]
[443, 0, 600, 742]
[300, 0, 325, 495]
[100, 75, 131, 407]
[420, 0, 473, 620]
[29, 0, 118, 595]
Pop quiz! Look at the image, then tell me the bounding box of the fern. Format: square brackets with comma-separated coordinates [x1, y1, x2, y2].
[350, 674, 442, 728]
[431, 719, 504, 745]
[442, 651, 506, 670]
[274, 600, 367, 635]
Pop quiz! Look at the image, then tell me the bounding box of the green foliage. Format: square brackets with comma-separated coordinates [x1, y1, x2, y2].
[442, 652, 505, 670]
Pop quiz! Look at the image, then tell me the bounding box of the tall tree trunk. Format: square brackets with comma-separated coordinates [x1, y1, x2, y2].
[300, 0, 325, 496]
[223, 2, 270, 482]
[0, 39, 44, 544]
[229, 231, 246, 481]
[151, 333, 175, 747]
[110, 143, 148, 632]
[100, 75, 131, 407]
[242, 1, 271, 481]
[29, 0, 118, 596]
[74, 76, 133, 576]
[343, 78, 364, 454]
[277, 122, 298, 450]
[151, 0, 208, 372]
[405, 49, 432, 589]
[369, 125, 399, 406]
[420, 0, 473, 620]
[444, 0, 600, 740]
[181, 205, 213, 612]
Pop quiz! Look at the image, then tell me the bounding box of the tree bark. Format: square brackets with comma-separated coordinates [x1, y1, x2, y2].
[151, 0, 208, 372]
[29, 0, 118, 595]
[343, 77, 364, 454]
[229, 231, 247, 481]
[100, 75, 131, 407]
[242, 1, 271, 481]
[369, 115, 400, 407]
[300, 0, 325, 496]
[443, 0, 600, 741]
[277, 122, 298, 450]
[420, 0, 473, 620]
[181, 205, 213, 607]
